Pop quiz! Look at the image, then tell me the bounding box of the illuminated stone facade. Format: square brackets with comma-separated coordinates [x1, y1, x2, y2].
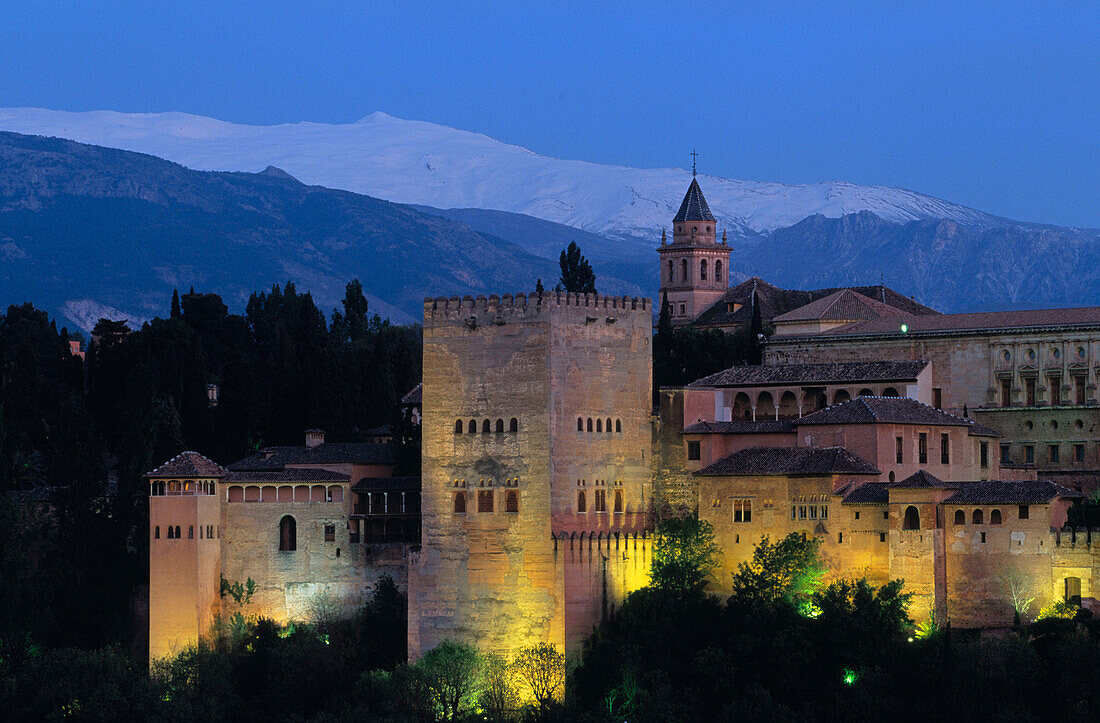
[408, 291, 653, 659]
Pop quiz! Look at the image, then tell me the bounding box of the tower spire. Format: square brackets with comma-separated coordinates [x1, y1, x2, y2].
[690, 149, 698, 177]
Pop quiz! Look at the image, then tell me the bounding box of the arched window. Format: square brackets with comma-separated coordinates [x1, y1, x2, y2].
[715, 260, 722, 282]
[903, 505, 920, 530]
[668, 260, 674, 282]
[478, 490, 494, 513]
[154, 525, 160, 539]
[606, 418, 612, 433]
[700, 259, 708, 280]
[954, 510, 965, 525]
[990, 509, 1002, 525]
[482, 419, 491, 434]
[279, 515, 297, 552]
[468, 419, 477, 434]
[858, 388, 874, 397]
[596, 419, 603, 433]
[883, 387, 900, 398]
[577, 490, 587, 513]
[188, 525, 194, 539]
[509, 418, 518, 433]
[506, 490, 519, 513]
[681, 259, 688, 281]
[972, 509, 984, 525]
[615, 419, 622, 433]
[453, 492, 466, 514]
[174, 526, 181, 539]
[587, 418, 593, 432]
[495, 418, 504, 433]
[614, 490, 623, 513]
[455, 419, 463, 434]
[577, 417, 584, 432]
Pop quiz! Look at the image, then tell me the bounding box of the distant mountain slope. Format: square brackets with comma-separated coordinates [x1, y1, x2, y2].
[0, 132, 639, 331]
[0, 108, 1017, 247]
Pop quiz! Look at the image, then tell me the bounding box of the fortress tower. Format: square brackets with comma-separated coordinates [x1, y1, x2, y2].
[659, 175, 731, 324]
[408, 291, 653, 659]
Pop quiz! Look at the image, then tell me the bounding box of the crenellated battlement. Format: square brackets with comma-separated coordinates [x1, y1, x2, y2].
[423, 291, 651, 324]
[1052, 526, 1100, 548]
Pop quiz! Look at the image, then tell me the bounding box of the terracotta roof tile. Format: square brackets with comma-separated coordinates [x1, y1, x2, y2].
[796, 397, 973, 427]
[695, 446, 880, 476]
[689, 360, 927, 388]
[842, 482, 890, 505]
[145, 451, 229, 479]
[773, 289, 906, 323]
[943, 480, 1083, 505]
[892, 469, 951, 489]
[228, 442, 395, 471]
[226, 469, 350, 482]
[683, 420, 796, 434]
[818, 307, 1100, 338]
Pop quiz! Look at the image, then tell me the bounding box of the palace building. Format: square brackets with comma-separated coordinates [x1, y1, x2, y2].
[147, 175, 1100, 663]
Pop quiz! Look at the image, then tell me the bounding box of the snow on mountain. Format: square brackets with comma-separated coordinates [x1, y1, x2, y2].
[0, 108, 995, 245]
[62, 299, 149, 334]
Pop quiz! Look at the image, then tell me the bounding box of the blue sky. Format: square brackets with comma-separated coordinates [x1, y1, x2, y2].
[2, 1, 1097, 227]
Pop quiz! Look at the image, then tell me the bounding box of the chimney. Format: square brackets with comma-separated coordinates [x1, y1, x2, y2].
[305, 429, 325, 448]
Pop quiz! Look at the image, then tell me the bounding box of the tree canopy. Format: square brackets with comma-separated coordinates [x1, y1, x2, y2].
[557, 241, 597, 294]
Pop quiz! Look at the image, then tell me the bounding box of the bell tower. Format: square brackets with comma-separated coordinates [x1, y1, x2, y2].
[658, 167, 730, 325]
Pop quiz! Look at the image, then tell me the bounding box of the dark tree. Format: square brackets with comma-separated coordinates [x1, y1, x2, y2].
[557, 242, 596, 294]
[535, 278, 545, 297]
[170, 289, 181, 319]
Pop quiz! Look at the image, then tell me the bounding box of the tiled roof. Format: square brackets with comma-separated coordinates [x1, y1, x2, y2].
[145, 451, 229, 479]
[401, 383, 422, 405]
[695, 446, 880, 476]
[796, 397, 973, 427]
[842, 482, 890, 505]
[773, 289, 906, 323]
[683, 420, 796, 434]
[351, 476, 421, 492]
[817, 307, 1100, 338]
[966, 421, 1003, 438]
[692, 277, 939, 329]
[689, 360, 927, 388]
[228, 442, 396, 471]
[672, 178, 715, 222]
[226, 469, 350, 482]
[892, 469, 951, 489]
[944, 480, 1084, 505]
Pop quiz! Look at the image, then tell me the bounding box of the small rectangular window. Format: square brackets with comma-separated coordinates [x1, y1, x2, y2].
[1001, 379, 1012, 407]
[883, 510, 889, 520]
[324, 524, 335, 542]
[854, 511, 860, 520]
[799, 505, 807, 520]
[919, 433, 928, 464]
[981, 532, 987, 543]
[932, 388, 942, 409]
[895, 436, 903, 464]
[940, 433, 950, 464]
[1050, 378, 1061, 406]
[1074, 444, 1085, 463]
[821, 505, 828, 519]
[980, 442, 989, 469]
[1000, 444, 1011, 464]
[838, 532, 843, 544]
[809, 506, 817, 520]
[791, 505, 797, 521]
[1025, 378, 1036, 407]
[1049, 444, 1060, 463]
[594, 489, 607, 512]
[733, 499, 752, 523]
[880, 532, 886, 542]
[687, 441, 701, 461]
[1024, 445, 1035, 463]
[1018, 505, 1029, 520]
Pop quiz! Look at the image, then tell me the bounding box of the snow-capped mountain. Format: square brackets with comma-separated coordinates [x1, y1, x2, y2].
[0, 108, 1000, 246]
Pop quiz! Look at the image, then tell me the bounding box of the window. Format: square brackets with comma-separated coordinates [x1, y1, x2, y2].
[279, 516, 296, 551]
[733, 499, 752, 523]
[1025, 378, 1036, 407]
[933, 388, 942, 409]
[1049, 444, 1060, 463]
[606, 418, 612, 434]
[715, 260, 722, 282]
[883, 511, 889, 520]
[453, 491, 466, 514]
[174, 525, 181, 539]
[154, 525, 160, 539]
[614, 490, 623, 513]
[980, 442, 989, 469]
[838, 533, 843, 544]
[895, 436, 903, 464]
[687, 441, 701, 460]
[1019, 504, 1029, 520]
[821, 505, 828, 519]
[799, 505, 807, 520]
[587, 418, 593, 432]
[1051, 378, 1061, 405]
[682, 259, 688, 281]
[1000, 444, 1011, 464]
[855, 511, 860, 520]
[679, 304, 686, 316]
[577, 417, 584, 432]
[1075, 376, 1086, 405]
[577, 490, 587, 513]
[700, 259, 708, 280]
[980, 532, 987, 543]
[188, 525, 194, 539]
[903, 506, 920, 530]
[1074, 444, 1085, 463]
[455, 419, 463, 434]
[990, 509, 1002, 525]
[615, 419, 622, 433]
[478, 490, 494, 513]
[668, 260, 674, 282]
[954, 510, 965, 525]
[506, 490, 519, 513]
[482, 419, 490, 434]
[495, 418, 504, 433]
[324, 524, 336, 542]
[468, 419, 477, 434]
[596, 419, 603, 433]
[972, 509, 983, 525]
[880, 532, 886, 542]
[809, 506, 817, 520]
[1024, 445, 1034, 463]
[1001, 379, 1012, 407]
[509, 418, 518, 433]
[918, 433, 928, 464]
[940, 433, 950, 464]
[791, 506, 797, 520]
[594, 489, 607, 512]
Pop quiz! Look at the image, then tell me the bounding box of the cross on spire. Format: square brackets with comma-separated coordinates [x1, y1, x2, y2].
[690, 149, 698, 177]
